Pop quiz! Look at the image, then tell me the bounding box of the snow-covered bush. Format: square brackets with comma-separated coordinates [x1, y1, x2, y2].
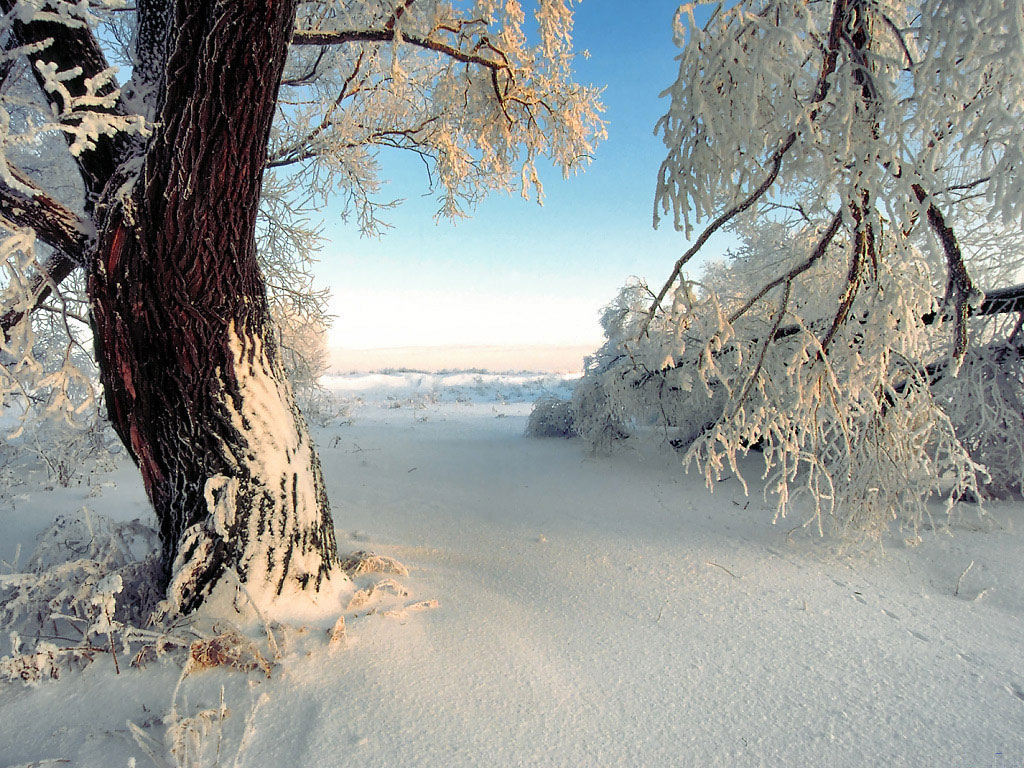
[0, 508, 290, 691]
[0, 509, 189, 686]
[525, 395, 575, 438]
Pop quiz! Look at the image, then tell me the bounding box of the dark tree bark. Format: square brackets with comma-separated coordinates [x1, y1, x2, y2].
[87, 0, 340, 613]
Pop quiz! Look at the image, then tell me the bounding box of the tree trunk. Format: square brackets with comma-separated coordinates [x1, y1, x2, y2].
[88, 0, 340, 615]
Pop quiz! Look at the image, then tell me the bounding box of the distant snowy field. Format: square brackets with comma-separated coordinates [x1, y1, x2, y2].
[2, 370, 1023, 767]
[322, 369, 579, 404]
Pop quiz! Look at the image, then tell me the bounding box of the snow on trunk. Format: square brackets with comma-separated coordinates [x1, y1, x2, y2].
[165, 321, 344, 616]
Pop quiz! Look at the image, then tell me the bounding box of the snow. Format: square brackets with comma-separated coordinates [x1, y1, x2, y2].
[179, 322, 346, 619]
[2, 371, 1023, 767]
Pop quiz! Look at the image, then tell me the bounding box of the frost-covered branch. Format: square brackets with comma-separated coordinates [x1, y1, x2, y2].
[291, 27, 509, 73]
[277, 1, 604, 221]
[911, 183, 979, 368]
[0, 0, 132, 203]
[552, 0, 1024, 540]
[641, 0, 850, 336]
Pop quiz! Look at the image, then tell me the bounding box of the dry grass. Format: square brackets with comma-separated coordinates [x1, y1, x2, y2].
[187, 630, 272, 678]
[339, 551, 409, 577]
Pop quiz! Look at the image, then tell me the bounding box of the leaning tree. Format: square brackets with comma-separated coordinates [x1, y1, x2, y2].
[0, 0, 603, 613]
[560, 0, 1024, 538]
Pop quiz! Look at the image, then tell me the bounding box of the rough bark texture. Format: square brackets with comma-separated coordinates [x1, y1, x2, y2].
[89, 0, 339, 613]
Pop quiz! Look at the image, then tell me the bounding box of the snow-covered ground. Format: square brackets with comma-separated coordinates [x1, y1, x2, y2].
[2, 371, 1023, 767]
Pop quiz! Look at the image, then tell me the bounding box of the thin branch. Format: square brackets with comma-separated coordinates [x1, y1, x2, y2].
[877, 10, 915, 67]
[0, 251, 80, 344]
[728, 210, 844, 325]
[731, 280, 792, 415]
[291, 28, 506, 72]
[953, 560, 974, 597]
[939, 176, 990, 194]
[281, 47, 328, 87]
[973, 284, 1024, 317]
[819, 193, 873, 354]
[33, 302, 90, 326]
[705, 561, 740, 579]
[271, 52, 368, 164]
[640, 0, 850, 337]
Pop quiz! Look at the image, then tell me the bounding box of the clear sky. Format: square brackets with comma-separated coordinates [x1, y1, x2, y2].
[317, 0, 728, 352]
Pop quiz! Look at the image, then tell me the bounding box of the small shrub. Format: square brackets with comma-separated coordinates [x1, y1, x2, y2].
[526, 396, 576, 438]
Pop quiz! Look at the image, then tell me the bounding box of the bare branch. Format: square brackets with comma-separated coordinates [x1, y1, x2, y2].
[0, 251, 80, 344]
[281, 47, 328, 87]
[731, 280, 793, 415]
[876, 10, 915, 68]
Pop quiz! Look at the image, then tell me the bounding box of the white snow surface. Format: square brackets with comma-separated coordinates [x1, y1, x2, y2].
[1, 371, 1023, 767]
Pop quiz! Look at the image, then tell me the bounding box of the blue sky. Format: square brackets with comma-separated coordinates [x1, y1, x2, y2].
[318, 1, 729, 350]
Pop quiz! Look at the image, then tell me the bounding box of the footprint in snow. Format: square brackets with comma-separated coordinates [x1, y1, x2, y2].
[1007, 682, 1024, 703]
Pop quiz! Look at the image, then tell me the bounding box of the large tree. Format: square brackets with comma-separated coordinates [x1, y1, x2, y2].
[562, 0, 1024, 538]
[0, 0, 602, 613]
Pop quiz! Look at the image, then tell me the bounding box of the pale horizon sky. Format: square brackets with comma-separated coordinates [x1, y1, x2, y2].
[315, 1, 730, 358]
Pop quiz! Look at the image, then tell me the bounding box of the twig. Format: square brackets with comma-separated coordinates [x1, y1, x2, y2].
[730, 280, 792, 415]
[953, 560, 974, 597]
[705, 561, 740, 579]
[104, 607, 120, 674]
[227, 568, 281, 660]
